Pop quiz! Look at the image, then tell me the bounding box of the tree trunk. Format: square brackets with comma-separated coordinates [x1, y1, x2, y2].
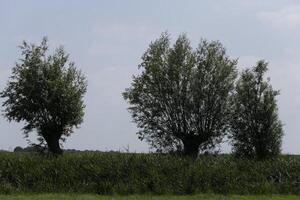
[42, 125, 63, 155]
[45, 135, 63, 155]
[43, 132, 63, 155]
[182, 136, 200, 158]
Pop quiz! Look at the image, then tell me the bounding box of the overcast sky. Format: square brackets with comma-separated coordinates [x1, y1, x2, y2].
[1, 0, 300, 153]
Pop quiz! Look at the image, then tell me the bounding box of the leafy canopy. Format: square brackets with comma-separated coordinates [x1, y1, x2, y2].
[123, 33, 237, 156]
[1, 37, 87, 153]
[230, 60, 283, 159]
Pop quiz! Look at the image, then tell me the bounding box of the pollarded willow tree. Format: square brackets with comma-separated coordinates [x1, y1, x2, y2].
[230, 60, 283, 160]
[123, 33, 237, 157]
[1, 38, 87, 154]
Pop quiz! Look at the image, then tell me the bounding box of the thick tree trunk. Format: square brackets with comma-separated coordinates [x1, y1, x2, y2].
[42, 125, 63, 155]
[44, 134, 63, 155]
[182, 136, 200, 158]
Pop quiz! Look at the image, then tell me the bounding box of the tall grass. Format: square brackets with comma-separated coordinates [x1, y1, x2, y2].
[1, 152, 300, 194]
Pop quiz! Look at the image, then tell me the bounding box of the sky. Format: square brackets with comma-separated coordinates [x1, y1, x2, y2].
[0, 0, 300, 153]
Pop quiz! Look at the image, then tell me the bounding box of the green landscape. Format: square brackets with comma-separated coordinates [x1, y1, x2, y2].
[1, 1, 300, 199]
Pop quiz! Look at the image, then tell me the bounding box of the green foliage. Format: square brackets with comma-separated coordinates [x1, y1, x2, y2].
[123, 33, 237, 156]
[230, 60, 283, 160]
[0, 37, 87, 154]
[1, 194, 300, 200]
[1, 152, 300, 195]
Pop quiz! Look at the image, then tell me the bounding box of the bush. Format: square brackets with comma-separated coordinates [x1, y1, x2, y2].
[0, 152, 300, 195]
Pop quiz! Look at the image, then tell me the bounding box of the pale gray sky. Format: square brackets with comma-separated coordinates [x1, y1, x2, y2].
[0, 0, 300, 153]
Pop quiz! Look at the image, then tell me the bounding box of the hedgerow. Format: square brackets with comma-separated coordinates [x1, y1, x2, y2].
[1, 152, 300, 194]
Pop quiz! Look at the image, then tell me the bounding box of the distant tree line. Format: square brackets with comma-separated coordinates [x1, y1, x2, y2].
[1, 33, 283, 160]
[13, 146, 120, 153]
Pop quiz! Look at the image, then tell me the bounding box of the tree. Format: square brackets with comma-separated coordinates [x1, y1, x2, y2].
[1, 38, 87, 154]
[123, 33, 237, 157]
[230, 60, 283, 160]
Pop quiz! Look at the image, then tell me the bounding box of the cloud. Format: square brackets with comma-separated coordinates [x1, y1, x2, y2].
[237, 56, 261, 69]
[258, 5, 300, 29]
[92, 24, 155, 41]
[0, 68, 10, 84]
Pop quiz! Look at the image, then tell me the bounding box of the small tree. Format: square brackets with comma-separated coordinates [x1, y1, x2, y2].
[1, 38, 87, 154]
[230, 60, 283, 159]
[123, 33, 237, 157]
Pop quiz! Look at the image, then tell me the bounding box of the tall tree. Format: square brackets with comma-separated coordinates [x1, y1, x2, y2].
[123, 33, 237, 157]
[230, 60, 283, 159]
[1, 38, 87, 154]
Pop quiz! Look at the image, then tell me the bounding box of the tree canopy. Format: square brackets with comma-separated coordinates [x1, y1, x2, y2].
[230, 60, 283, 159]
[123, 33, 237, 157]
[0, 37, 87, 154]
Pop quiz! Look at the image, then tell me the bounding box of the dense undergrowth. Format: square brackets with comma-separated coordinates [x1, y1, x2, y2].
[1, 152, 300, 195]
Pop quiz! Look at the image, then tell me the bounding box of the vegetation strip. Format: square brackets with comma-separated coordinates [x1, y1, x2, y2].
[1, 152, 300, 195]
[1, 194, 300, 200]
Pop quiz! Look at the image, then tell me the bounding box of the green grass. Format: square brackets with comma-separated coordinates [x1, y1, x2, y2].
[2, 152, 300, 194]
[0, 194, 300, 200]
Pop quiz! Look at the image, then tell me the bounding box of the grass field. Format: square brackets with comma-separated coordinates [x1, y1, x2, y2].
[0, 194, 300, 200]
